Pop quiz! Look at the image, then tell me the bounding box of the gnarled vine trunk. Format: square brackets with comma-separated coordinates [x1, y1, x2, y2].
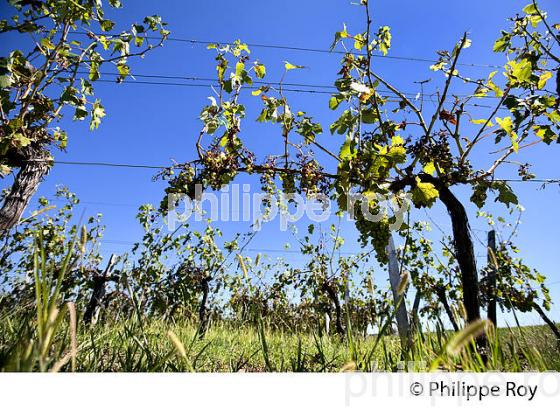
[0, 148, 51, 234]
[435, 182, 482, 325]
[411, 291, 422, 332]
[533, 302, 560, 342]
[486, 230, 498, 326]
[322, 281, 344, 335]
[83, 255, 117, 325]
[198, 276, 211, 338]
[436, 285, 459, 332]
[391, 175, 481, 326]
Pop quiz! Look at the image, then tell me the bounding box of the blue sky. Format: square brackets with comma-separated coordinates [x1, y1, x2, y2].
[1, 0, 560, 325]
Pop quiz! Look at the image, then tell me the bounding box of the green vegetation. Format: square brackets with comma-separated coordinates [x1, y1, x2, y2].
[1, 1, 559, 373]
[2, 307, 559, 372]
[0, 207, 558, 372]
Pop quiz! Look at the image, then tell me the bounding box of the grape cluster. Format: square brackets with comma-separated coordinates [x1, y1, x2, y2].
[159, 165, 200, 211]
[361, 130, 387, 145]
[298, 155, 330, 196]
[353, 203, 392, 264]
[409, 132, 473, 181]
[259, 158, 278, 195]
[201, 148, 240, 189]
[518, 162, 535, 181]
[280, 172, 296, 194]
[411, 133, 452, 173]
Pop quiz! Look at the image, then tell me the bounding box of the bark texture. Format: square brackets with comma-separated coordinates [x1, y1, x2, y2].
[83, 255, 117, 325]
[533, 302, 560, 341]
[0, 148, 51, 234]
[390, 174, 481, 325]
[486, 230, 497, 326]
[436, 285, 459, 332]
[198, 275, 211, 338]
[322, 281, 344, 335]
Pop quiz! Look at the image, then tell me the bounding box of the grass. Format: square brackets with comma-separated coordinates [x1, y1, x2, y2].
[1, 236, 558, 372]
[1, 314, 559, 372]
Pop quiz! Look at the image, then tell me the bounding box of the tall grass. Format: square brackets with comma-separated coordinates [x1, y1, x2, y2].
[0, 240, 558, 372]
[1, 233, 77, 371]
[2, 314, 558, 372]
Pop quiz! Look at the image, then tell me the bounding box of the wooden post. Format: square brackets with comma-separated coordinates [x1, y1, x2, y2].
[324, 312, 331, 335]
[386, 235, 411, 346]
[487, 230, 497, 327]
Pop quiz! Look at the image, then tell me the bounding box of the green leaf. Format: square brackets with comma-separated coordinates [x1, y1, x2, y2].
[296, 115, 322, 143]
[376, 26, 392, 56]
[411, 178, 439, 208]
[533, 124, 558, 144]
[430, 60, 447, 71]
[361, 109, 378, 124]
[284, 61, 304, 71]
[40, 38, 55, 50]
[235, 62, 245, 78]
[538, 71, 553, 89]
[117, 63, 130, 79]
[522, 4, 538, 14]
[222, 79, 232, 93]
[511, 135, 519, 153]
[486, 71, 503, 97]
[423, 161, 436, 175]
[100, 19, 115, 32]
[216, 59, 227, 83]
[470, 183, 489, 208]
[353, 33, 366, 51]
[134, 36, 145, 47]
[493, 181, 518, 208]
[496, 116, 518, 152]
[329, 109, 355, 135]
[386, 135, 406, 163]
[330, 23, 349, 50]
[473, 84, 489, 98]
[495, 116, 513, 135]
[254, 63, 266, 79]
[256, 109, 268, 123]
[90, 100, 106, 130]
[74, 106, 88, 121]
[329, 95, 344, 110]
[13, 132, 31, 147]
[0, 74, 12, 88]
[470, 118, 494, 127]
[493, 33, 511, 52]
[98, 35, 110, 50]
[339, 138, 355, 161]
[506, 59, 533, 86]
[234, 41, 250, 55]
[546, 110, 560, 124]
[219, 134, 229, 147]
[89, 60, 100, 81]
